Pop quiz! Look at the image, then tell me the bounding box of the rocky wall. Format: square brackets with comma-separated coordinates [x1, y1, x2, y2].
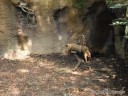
[0, 0, 17, 56]
[0, 0, 115, 57]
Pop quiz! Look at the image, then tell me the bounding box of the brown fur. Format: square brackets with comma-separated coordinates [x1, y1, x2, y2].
[66, 43, 91, 62]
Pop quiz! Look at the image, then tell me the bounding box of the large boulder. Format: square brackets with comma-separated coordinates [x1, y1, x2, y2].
[0, 0, 115, 58]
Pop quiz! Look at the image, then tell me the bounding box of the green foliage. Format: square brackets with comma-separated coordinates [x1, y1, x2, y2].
[112, 18, 128, 25]
[106, 1, 128, 25]
[106, 0, 128, 8]
[106, 0, 128, 36]
[106, 0, 113, 7]
[74, 0, 86, 9]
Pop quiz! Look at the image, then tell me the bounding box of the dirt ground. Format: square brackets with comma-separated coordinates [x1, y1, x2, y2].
[0, 53, 128, 96]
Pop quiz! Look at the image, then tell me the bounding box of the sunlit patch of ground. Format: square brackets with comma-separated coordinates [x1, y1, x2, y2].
[0, 54, 127, 96]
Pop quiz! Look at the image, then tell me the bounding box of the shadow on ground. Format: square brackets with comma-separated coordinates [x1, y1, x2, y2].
[0, 53, 127, 96]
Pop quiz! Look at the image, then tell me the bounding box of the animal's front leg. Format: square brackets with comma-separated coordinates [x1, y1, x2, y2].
[84, 53, 88, 63]
[84, 52, 92, 71]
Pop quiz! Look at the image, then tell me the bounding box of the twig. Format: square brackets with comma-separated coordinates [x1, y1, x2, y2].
[73, 54, 83, 71]
[73, 54, 91, 71]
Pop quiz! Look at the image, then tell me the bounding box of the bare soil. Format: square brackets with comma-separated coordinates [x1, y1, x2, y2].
[0, 53, 128, 96]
